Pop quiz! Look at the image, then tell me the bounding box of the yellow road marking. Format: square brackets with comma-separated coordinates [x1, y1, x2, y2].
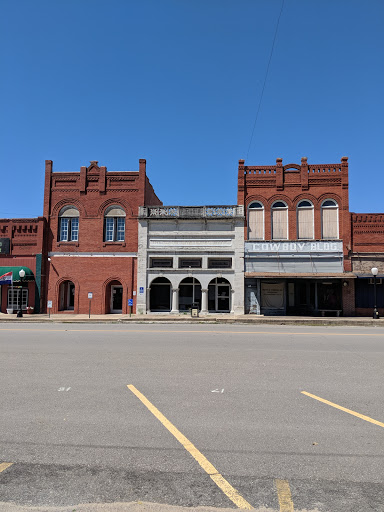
[274, 479, 294, 511]
[302, 391, 384, 428]
[0, 327, 383, 337]
[0, 462, 13, 473]
[127, 384, 252, 509]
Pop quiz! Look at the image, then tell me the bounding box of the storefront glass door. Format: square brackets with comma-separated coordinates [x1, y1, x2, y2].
[217, 284, 230, 311]
[208, 278, 231, 313]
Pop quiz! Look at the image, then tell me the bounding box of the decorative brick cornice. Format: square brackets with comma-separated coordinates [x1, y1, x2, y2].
[283, 164, 301, 171]
[352, 213, 384, 223]
[108, 189, 139, 193]
[53, 176, 80, 182]
[246, 180, 275, 186]
[354, 232, 384, 236]
[108, 176, 137, 182]
[308, 178, 342, 185]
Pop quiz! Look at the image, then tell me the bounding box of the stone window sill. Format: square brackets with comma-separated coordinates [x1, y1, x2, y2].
[57, 242, 79, 247]
[103, 242, 126, 247]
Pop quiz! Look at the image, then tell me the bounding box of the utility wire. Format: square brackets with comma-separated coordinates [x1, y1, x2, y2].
[246, 0, 285, 161]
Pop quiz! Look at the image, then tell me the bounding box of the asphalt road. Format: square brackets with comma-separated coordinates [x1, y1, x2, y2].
[0, 323, 383, 512]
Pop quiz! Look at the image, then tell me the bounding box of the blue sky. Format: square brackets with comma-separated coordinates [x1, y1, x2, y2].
[1, 0, 383, 216]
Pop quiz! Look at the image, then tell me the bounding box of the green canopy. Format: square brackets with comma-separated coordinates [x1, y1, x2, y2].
[0, 266, 35, 283]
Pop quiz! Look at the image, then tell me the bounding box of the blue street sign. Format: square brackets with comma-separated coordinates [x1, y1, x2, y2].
[128, 299, 133, 306]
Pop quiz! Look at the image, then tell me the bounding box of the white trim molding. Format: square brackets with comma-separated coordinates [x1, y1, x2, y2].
[48, 252, 137, 257]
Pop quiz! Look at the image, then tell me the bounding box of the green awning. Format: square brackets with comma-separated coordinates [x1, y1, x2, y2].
[0, 266, 35, 283]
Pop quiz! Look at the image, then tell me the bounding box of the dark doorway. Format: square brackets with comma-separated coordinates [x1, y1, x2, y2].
[59, 281, 75, 311]
[111, 285, 123, 313]
[317, 281, 342, 311]
[150, 277, 171, 312]
[287, 280, 315, 315]
[179, 277, 201, 311]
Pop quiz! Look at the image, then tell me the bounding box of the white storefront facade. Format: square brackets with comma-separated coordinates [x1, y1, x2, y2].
[137, 206, 244, 315]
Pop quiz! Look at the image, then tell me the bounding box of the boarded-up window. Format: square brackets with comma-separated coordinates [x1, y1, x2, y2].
[248, 202, 264, 240]
[321, 200, 339, 239]
[271, 201, 288, 240]
[297, 200, 314, 239]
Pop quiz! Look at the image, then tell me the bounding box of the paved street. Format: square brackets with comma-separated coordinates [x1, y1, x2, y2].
[0, 323, 383, 511]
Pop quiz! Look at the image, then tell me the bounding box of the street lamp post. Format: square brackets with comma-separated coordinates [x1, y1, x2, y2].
[371, 267, 380, 319]
[16, 268, 26, 318]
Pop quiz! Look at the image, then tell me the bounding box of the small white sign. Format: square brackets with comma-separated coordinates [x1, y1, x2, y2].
[47, 301, 53, 309]
[133, 291, 136, 296]
[88, 293, 93, 299]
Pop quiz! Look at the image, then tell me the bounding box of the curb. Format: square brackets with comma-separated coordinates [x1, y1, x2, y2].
[0, 316, 383, 327]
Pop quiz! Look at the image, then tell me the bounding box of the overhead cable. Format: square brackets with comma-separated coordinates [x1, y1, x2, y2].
[246, 0, 285, 161]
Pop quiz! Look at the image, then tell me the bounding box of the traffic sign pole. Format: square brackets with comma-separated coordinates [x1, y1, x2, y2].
[128, 298, 133, 317]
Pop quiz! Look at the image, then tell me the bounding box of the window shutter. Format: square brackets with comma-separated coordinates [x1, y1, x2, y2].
[272, 208, 288, 239]
[298, 207, 314, 239]
[248, 209, 264, 240]
[322, 208, 338, 239]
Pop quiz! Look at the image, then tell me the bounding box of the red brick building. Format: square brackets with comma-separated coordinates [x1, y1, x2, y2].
[350, 213, 384, 316]
[1, 155, 382, 317]
[0, 217, 45, 314]
[44, 159, 161, 314]
[239, 157, 358, 316]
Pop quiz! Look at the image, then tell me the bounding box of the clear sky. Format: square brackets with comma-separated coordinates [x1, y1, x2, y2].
[1, 0, 383, 217]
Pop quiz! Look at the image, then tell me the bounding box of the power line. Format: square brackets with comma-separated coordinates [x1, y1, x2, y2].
[246, 0, 285, 161]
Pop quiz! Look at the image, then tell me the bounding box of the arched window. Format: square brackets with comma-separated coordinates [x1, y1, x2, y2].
[297, 200, 314, 239]
[104, 206, 126, 242]
[59, 206, 79, 242]
[321, 199, 339, 239]
[248, 202, 264, 240]
[271, 201, 288, 240]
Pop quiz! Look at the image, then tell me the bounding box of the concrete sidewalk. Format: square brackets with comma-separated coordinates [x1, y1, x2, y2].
[0, 311, 383, 327]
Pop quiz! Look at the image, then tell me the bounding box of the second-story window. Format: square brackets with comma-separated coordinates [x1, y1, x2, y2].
[248, 202, 264, 240]
[104, 206, 126, 242]
[59, 206, 79, 242]
[297, 200, 314, 239]
[271, 201, 288, 240]
[321, 199, 339, 239]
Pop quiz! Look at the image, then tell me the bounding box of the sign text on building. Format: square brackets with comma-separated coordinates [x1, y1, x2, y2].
[246, 241, 343, 253]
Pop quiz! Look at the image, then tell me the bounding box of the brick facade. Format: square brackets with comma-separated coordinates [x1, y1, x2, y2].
[239, 157, 356, 316]
[350, 213, 384, 316]
[44, 159, 162, 314]
[1, 155, 383, 317]
[238, 157, 351, 268]
[0, 218, 45, 313]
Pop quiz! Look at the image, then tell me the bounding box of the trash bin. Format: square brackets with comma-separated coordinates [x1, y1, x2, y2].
[191, 302, 199, 318]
